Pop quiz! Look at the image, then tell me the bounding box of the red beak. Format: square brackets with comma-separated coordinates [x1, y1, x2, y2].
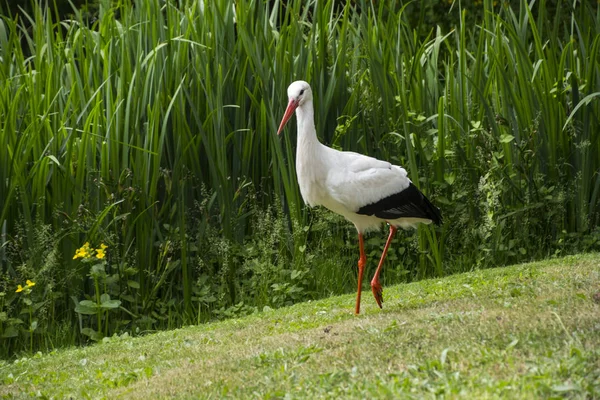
[277, 98, 299, 135]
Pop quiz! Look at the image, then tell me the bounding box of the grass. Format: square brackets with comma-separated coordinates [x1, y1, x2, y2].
[1, 253, 599, 399]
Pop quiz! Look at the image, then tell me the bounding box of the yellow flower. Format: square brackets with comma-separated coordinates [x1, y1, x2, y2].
[16, 285, 24, 293]
[26, 280, 35, 287]
[95, 244, 108, 259]
[73, 242, 94, 259]
[73, 248, 84, 259]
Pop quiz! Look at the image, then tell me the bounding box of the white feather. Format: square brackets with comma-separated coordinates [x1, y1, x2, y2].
[285, 80, 429, 233]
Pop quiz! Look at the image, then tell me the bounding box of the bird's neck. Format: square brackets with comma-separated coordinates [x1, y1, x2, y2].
[294, 100, 326, 204]
[296, 101, 321, 150]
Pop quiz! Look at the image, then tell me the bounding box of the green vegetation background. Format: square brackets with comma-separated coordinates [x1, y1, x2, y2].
[0, 0, 599, 358]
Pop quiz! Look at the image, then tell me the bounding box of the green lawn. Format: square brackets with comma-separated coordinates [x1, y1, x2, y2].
[1, 254, 599, 399]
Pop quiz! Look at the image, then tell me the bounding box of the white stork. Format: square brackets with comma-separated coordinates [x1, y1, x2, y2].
[277, 81, 442, 314]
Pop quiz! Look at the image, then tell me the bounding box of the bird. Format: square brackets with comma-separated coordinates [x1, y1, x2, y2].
[277, 81, 442, 314]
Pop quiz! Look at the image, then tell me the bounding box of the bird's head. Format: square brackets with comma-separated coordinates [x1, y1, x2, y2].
[277, 81, 312, 135]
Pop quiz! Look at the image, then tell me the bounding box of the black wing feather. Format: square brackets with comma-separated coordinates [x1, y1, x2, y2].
[356, 183, 442, 225]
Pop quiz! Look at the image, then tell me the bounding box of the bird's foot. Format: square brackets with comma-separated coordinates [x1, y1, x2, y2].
[371, 280, 383, 309]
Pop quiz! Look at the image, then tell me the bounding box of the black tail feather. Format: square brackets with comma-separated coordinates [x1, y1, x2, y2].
[357, 183, 442, 225]
[421, 191, 442, 225]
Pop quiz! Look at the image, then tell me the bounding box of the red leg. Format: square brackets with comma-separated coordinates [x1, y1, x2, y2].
[371, 225, 397, 308]
[355, 233, 367, 315]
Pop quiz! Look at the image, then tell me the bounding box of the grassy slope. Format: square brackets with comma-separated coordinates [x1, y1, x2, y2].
[1, 254, 599, 399]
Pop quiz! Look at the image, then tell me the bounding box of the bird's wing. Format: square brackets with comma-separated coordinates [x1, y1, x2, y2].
[356, 182, 442, 224]
[325, 150, 412, 212]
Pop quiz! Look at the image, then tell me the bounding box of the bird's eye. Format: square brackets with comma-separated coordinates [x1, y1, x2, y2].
[299, 89, 305, 96]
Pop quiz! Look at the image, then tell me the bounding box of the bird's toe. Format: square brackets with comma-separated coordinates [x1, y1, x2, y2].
[371, 283, 383, 309]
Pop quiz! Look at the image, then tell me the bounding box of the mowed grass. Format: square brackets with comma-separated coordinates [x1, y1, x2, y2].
[1, 254, 599, 399]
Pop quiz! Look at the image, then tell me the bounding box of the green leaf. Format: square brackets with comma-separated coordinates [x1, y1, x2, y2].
[499, 134, 515, 143]
[81, 328, 102, 341]
[100, 299, 122, 309]
[203, 295, 216, 303]
[75, 300, 99, 315]
[1, 326, 19, 338]
[46, 155, 62, 167]
[563, 92, 600, 130]
[291, 270, 303, 280]
[121, 294, 135, 303]
[127, 280, 140, 289]
[90, 264, 107, 278]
